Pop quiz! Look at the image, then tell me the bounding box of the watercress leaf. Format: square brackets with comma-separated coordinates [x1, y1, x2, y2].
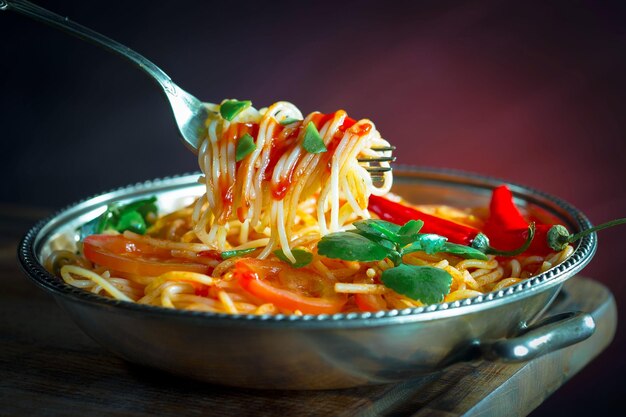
[220, 99, 252, 121]
[221, 248, 257, 259]
[273, 248, 313, 268]
[419, 234, 448, 254]
[115, 210, 147, 234]
[96, 208, 116, 233]
[397, 220, 424, 246]
[236, 133, 256, 162]
[280, 117, 302, 126]
[302, 122, 327, 154]
[381, 264, 452, 304]
[441, 242, 488, 260]
[401, 240, 422, 255]
[347, 230, 396, 250]
[318, 232, 391, 262]
[353, 219, 401, 243]
[121, 197, 158, 225]
[398, 219, 424, 237]
[79, 197, 159, 238]
[402, 234, 447, 255]
[121, 196, 157, 214]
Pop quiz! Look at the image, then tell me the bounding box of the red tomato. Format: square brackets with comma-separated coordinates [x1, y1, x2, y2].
[354, 294, 387, 312]
[233, 259, 347, 315]
[83, 234, 210, 276]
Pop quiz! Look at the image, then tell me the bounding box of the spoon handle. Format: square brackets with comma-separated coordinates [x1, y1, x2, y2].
[1, 0, 177, 95]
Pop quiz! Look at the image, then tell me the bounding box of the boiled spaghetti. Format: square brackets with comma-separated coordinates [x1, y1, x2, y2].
[46, 100, 574, 315]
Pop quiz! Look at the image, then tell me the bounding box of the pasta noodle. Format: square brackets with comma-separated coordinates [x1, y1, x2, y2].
[47, 100, 573, 315]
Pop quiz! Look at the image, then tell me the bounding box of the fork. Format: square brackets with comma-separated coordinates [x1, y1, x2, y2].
[1, 0, 393, 174]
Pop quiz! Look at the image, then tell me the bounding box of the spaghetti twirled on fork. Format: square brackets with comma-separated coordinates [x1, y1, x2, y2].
[46, 100, 572, 315]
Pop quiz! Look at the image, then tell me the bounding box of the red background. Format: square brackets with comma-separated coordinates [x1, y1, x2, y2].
[1, 1, 625, 415]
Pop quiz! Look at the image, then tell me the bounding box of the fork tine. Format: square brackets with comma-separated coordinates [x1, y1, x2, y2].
[365, 167, 392, 173]
[365, 145, 394, 175]
[357, 156, 396, 163]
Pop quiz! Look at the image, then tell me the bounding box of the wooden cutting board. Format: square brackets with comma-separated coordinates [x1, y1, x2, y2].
[0, 209, 617, 417]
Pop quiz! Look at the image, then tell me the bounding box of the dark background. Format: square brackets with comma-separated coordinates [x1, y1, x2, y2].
[1, 0, 625, 415]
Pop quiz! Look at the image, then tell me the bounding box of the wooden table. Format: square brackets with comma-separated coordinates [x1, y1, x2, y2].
[0, 208, 617, 417]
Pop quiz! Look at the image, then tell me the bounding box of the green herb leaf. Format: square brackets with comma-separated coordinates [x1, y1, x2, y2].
[235, 133, 256, 162]
[441, 242, 488, 260]
[95, 206, 116, 233]
[115, 210, 147, 234]
[273, 248, 313, 268]
[318, 232, 391, 262]
[120, 196, 158, 222]
[221, 248, 257, 259]
[347, 230, 396, 250]
[419, 234, 448, 254]
[353, 219, 401, 243]
[398, 219, 424, 237]
[220, 100, 251, 121]
[381, 264, 452, 304]
[302, 121, 327, 154]
[397, 219, 424, 245]
[402, 234, 447, 255]
[280, 117, 302, 126]
[80, 197, 158, 238]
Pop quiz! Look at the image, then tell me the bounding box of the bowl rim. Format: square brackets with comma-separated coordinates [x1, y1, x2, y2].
[17, 165, 597, 326]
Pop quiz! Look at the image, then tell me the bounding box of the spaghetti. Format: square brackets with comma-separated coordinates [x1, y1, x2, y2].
[46, 100, 573, 315]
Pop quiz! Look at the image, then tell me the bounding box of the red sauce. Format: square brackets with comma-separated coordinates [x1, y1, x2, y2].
[197, 250, 222, 261]
[236, 206, 246, 223]
[267, 113, 366, 198]
[218, 114, 368, 204]
[350, 122, 371, 135]
[268, 125, 299, 200]
[272, 168, 296, 199]
[214, 122, 261, 222]
[264, 120, 303, 186]
[310, 112, 335, 129]
[195, 286, 210, 297]
[238, 122, 259, 139]
[341, 116, 357, 131]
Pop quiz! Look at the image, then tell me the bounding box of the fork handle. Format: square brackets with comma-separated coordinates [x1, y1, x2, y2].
[1, 0, 177, 95]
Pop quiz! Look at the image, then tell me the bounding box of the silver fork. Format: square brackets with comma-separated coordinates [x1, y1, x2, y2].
[1, 0, 393, 173]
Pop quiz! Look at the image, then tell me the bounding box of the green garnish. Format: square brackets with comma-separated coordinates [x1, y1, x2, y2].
[80, 197, 158, 238]
[318, 232, 391, 262]
[221, 248, 257, 259]
[280, 117, 302, 126]
[381, 264, 452, 305]
[220, 100, 251, 121]
[273, 248, 314, 268]
[302, 122, 327, 154]
[317, 218, 493, 304]
[114, 211, 145, 234]
[235, 133, 256, 162]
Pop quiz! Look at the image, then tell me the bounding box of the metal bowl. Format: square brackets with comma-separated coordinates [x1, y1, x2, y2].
[18, 166, 597, 389]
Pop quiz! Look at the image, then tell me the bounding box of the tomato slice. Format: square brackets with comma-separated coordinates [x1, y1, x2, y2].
[354, 294, 387, 312]
[83, 234, 210, 276]
[233, 259, 347, 315]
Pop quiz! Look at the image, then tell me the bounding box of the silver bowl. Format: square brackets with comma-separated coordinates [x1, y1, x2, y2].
[18, 166, 597, 389]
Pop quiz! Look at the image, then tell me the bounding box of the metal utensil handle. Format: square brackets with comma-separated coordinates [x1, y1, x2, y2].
[0, 0, 176, 95]
[481, 311, 595, 362]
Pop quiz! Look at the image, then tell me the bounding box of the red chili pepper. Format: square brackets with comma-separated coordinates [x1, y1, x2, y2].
[368, 195, 481, 246]
[483, 185, 556, 255]
[484, 185, 528, 230]
[484, 185, 529, 252]
[485, 224, 553, 255]
[369, 192, 552, 256]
